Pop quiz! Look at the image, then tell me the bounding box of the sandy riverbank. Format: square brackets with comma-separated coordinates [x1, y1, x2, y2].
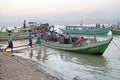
[0, 54, 60, 80]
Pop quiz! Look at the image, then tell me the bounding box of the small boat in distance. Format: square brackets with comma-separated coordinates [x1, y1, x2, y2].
[111, 22, 120, 35]
[111, 29, 120, 35]
[45, 37, 113, 55]
[59, 24, 111, 35]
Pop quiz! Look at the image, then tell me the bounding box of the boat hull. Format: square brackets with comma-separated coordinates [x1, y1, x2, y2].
[111, 29, 120, 35]
[60, 28, 110, 35]
[45, 38, 112, 55]
[68, 42, 110, 55]
[0, 37, 28, 41]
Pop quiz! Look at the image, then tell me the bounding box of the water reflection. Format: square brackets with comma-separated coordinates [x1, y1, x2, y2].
[37, 45, 42, 60]
[59, 51, 108, 67]
[42, 45, 48, 62]
[43, 49, 110, 80]
[35, 45, 49, 62]
[29, 49, 33, 58]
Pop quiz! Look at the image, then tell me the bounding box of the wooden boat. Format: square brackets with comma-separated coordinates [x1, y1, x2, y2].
[0, 36, 28, 41]
[111, 22, 120, 35]
[0, 27, 31, 41]
[45, 37, 113, 55]
[59, 24, 111, 35]
[111, 29, 120, 35]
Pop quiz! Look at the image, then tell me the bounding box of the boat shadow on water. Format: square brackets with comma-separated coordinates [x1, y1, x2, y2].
[57, 50, 108, 68]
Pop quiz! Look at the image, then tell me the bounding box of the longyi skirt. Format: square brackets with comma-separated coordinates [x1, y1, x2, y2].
[7, 41, 13, 48]
[36, 39, 41, 45]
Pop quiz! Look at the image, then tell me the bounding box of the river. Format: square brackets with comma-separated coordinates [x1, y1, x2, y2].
[1, 25, 120, 80]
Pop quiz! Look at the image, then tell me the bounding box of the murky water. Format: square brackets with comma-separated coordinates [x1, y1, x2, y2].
[1, 35, 120, 80]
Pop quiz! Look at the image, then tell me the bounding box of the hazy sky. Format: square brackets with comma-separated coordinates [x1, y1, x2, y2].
[0, 0, 120, 26]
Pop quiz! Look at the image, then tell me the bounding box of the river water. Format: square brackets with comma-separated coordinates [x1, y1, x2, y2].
[1, 25, 120, 80]
[1, 35, 120, 80]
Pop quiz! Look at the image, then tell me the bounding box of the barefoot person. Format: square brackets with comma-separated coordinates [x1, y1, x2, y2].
[28, 31, 33, 48]
[6, 31, 13, 55]
[36, 30, 42, 45]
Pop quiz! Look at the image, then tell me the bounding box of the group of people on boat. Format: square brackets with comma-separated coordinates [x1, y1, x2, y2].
[50, 32, 74, 44]
[42, 30, 93, 47]
[86, 24, 106, 31]
[72, 36, 93, 47]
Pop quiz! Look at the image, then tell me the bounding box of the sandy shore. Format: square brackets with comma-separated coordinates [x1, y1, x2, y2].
[0, 54, 60, 80]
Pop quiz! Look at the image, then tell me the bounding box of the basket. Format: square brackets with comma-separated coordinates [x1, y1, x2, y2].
[2, 50, 8, 56]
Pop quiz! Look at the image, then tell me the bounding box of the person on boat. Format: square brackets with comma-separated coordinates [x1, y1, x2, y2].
[53, 32, 58, 42]
[73, 76, 80, 80]
[94, 33, 97, 43]
[42, 31, 48, 42]
[28, 31, 33, 48]
[69, 35, 72, 44]
[64, 33, 70, 44]
[6, 31, 13, 54]
[76, 36, 84, 47]
[51, 31, 55, 42]
[54, 32, 59, 42]
[59, 35, 64, 44]
[85, 39, 91, 45]
[102, 25, 105, 28]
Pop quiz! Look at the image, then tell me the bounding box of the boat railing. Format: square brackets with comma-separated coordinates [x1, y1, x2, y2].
[0, 32, 8, 37]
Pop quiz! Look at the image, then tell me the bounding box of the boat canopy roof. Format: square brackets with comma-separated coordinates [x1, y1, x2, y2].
[66, 25, 87, 29]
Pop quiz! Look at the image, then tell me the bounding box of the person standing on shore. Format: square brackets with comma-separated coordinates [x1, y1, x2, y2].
[6, 31, 13, 54]
[36, 30, 42, 45]
[28, 31, 33, 48]
[28, 31, 33, 58]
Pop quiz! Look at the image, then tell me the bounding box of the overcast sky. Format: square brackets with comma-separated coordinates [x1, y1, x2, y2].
[0, 0, 120, 26]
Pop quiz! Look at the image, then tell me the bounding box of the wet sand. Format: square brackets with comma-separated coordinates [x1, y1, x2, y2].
[0, 54, 59, 80]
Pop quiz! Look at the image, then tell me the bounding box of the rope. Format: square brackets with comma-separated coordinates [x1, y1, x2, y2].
[112, 40, 120, 49]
